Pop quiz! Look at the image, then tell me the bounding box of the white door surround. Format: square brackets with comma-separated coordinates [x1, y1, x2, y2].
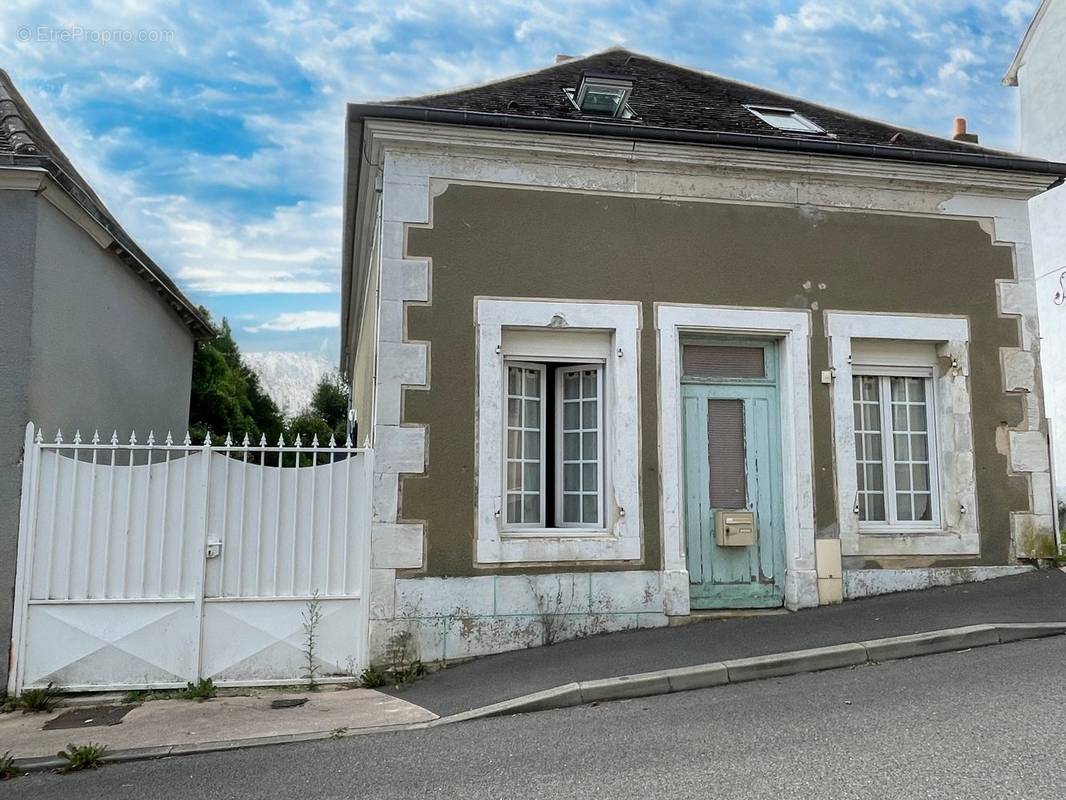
[656, 305, 817, 610]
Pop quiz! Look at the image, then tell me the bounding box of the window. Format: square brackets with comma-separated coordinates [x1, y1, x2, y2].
[744, 105, 825, 133]
[475, 299, 641, 564]
[852, 372, 939, 527]
[565, 72, 636, 118]
[826, 312, 978, 558]
[504, 361, 604, 530]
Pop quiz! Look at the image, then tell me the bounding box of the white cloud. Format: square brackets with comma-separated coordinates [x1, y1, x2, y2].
[245, 310, 340, 333]
[1002, 0, 1038, 27]
[938, 46, 981, 82]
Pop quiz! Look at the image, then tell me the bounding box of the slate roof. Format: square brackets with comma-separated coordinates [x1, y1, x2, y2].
[0, 69, 213, 338]
[352, 48, 1066, 177]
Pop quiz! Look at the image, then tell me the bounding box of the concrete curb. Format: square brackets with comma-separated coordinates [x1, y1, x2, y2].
[8, 622, 1065, 775]
[430, 622, 1066, 724]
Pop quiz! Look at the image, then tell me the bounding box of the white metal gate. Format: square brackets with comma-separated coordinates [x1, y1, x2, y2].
[9, 423, 372, 693]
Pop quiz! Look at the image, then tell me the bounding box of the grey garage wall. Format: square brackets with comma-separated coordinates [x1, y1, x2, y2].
[28, 198, 194, 439]
[0, 190, 39, 691]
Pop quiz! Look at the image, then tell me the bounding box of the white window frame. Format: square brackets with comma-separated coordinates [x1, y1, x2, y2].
[851, 368, 941, 531]
[476, 298, 641, 564]
[554, 364, 605, 529]
[503, 361, 547, 529]
[827, 312, 978, 557]
[744, 105, 825, 134]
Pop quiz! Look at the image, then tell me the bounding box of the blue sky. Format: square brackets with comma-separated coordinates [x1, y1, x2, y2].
[0, 1, 1040, 362]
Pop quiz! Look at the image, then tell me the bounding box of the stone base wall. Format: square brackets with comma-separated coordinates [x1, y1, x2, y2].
[368, 570, 685, 664]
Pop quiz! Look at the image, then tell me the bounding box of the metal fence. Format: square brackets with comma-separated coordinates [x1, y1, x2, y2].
[9, 423, 372, 693]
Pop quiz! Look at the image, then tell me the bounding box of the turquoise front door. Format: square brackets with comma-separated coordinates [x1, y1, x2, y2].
[681, 340, 785, 608]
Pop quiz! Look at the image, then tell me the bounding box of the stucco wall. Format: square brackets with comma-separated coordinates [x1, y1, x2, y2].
[1017, 0, 1066, 162]
[27, 198, 194, 439]
[1017, 0, 1066, 497]
[403, 184, 1026, 577]
[0, 190, 39, 690]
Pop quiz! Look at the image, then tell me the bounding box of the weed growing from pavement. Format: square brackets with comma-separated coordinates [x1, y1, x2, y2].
[302, 591, 323, 690]
[180, 679, 217, 701]
[56, 742, 108, 773]
[16, 684, 63, 713]
[359, 631, 427, 689]
[124, 679, 219, 704]
[0, 752, 15, 780]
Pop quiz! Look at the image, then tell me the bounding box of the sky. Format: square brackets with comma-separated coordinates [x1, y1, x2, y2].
[0, 0, 1042, 363]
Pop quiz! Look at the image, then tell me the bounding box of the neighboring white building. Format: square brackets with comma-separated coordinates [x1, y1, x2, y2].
[1006, 0, 1066, 500]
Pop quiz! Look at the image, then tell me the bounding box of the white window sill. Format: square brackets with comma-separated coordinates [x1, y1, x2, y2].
[501, 528, 612, 539]
[478, 533, 640, 564]
[842, 530, 979, 557]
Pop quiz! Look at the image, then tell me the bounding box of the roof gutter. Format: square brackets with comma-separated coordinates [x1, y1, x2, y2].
[349, 104, 1066, 180]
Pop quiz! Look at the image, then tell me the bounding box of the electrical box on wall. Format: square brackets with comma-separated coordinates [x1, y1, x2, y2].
[715, 510, 756, 547]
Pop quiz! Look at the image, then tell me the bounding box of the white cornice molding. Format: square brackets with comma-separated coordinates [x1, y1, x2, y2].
[1004, 0, 1053, 85]
[0, 166, 114, 248]
[364, 120, 1055, 197]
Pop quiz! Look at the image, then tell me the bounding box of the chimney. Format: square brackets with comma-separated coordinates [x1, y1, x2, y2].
[555, 54, 577, 64]
[952, 117, 979, 144]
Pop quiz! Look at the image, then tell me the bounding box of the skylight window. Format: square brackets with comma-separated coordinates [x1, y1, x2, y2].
[745, 105, 825, 134]
[566, 72, 635, 118]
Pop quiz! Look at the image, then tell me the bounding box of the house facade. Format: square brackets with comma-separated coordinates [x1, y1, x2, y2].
[0, 71, 212, 688]
[341, 50, 1065, 664]
[1005, 0, 1066, 509]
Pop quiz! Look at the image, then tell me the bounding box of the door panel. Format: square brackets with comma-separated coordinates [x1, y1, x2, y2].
[682, 382, 785, 608]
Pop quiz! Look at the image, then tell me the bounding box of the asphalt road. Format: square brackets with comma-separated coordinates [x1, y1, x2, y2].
[6, 636, 1066, 799]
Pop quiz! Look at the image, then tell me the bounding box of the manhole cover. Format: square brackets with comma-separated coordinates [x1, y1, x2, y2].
[43, 705, 135, 730]
[270, 698, 309, 709]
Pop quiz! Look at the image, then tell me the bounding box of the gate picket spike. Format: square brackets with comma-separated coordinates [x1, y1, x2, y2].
[91, 430, 100, 444]
[259, 434, 267, 447]
[110, 430, 119, 446]
[204, 431, 212, 447]
[35, 429, 44, 444]
[294, 433, 302, 447]
[344, 433, 353, 447]
[129, 431, 137, 445]
[242, 433, 251, 447]
[182, 432, 193, 446]
[165, 431, 174, 446]
[73, 429, 82, 445]
[54, 429, 64, 444]
[311, 434, 320, 448]
[146, 431, 156, 446]
[224, 433, 233, 446]
[277, 433, 286, 448]
[328, 434, 336, 447]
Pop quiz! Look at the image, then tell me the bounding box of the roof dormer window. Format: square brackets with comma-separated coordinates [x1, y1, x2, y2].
[745, 105, 825, 134]
[567, 72, 635, 118]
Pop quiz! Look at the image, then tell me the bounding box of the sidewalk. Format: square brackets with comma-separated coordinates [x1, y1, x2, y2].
[0, 686, 435, 764]
[385, 568, 1066, 716]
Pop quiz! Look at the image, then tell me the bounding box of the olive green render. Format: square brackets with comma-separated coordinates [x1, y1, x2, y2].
[402, 184, 1026, 578]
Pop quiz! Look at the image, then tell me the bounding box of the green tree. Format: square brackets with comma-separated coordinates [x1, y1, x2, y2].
[188, 311, 285, 446]
[286, 372, 351, 446]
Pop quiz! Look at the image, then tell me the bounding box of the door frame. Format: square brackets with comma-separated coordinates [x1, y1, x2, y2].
[656, 304, 817, 612]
